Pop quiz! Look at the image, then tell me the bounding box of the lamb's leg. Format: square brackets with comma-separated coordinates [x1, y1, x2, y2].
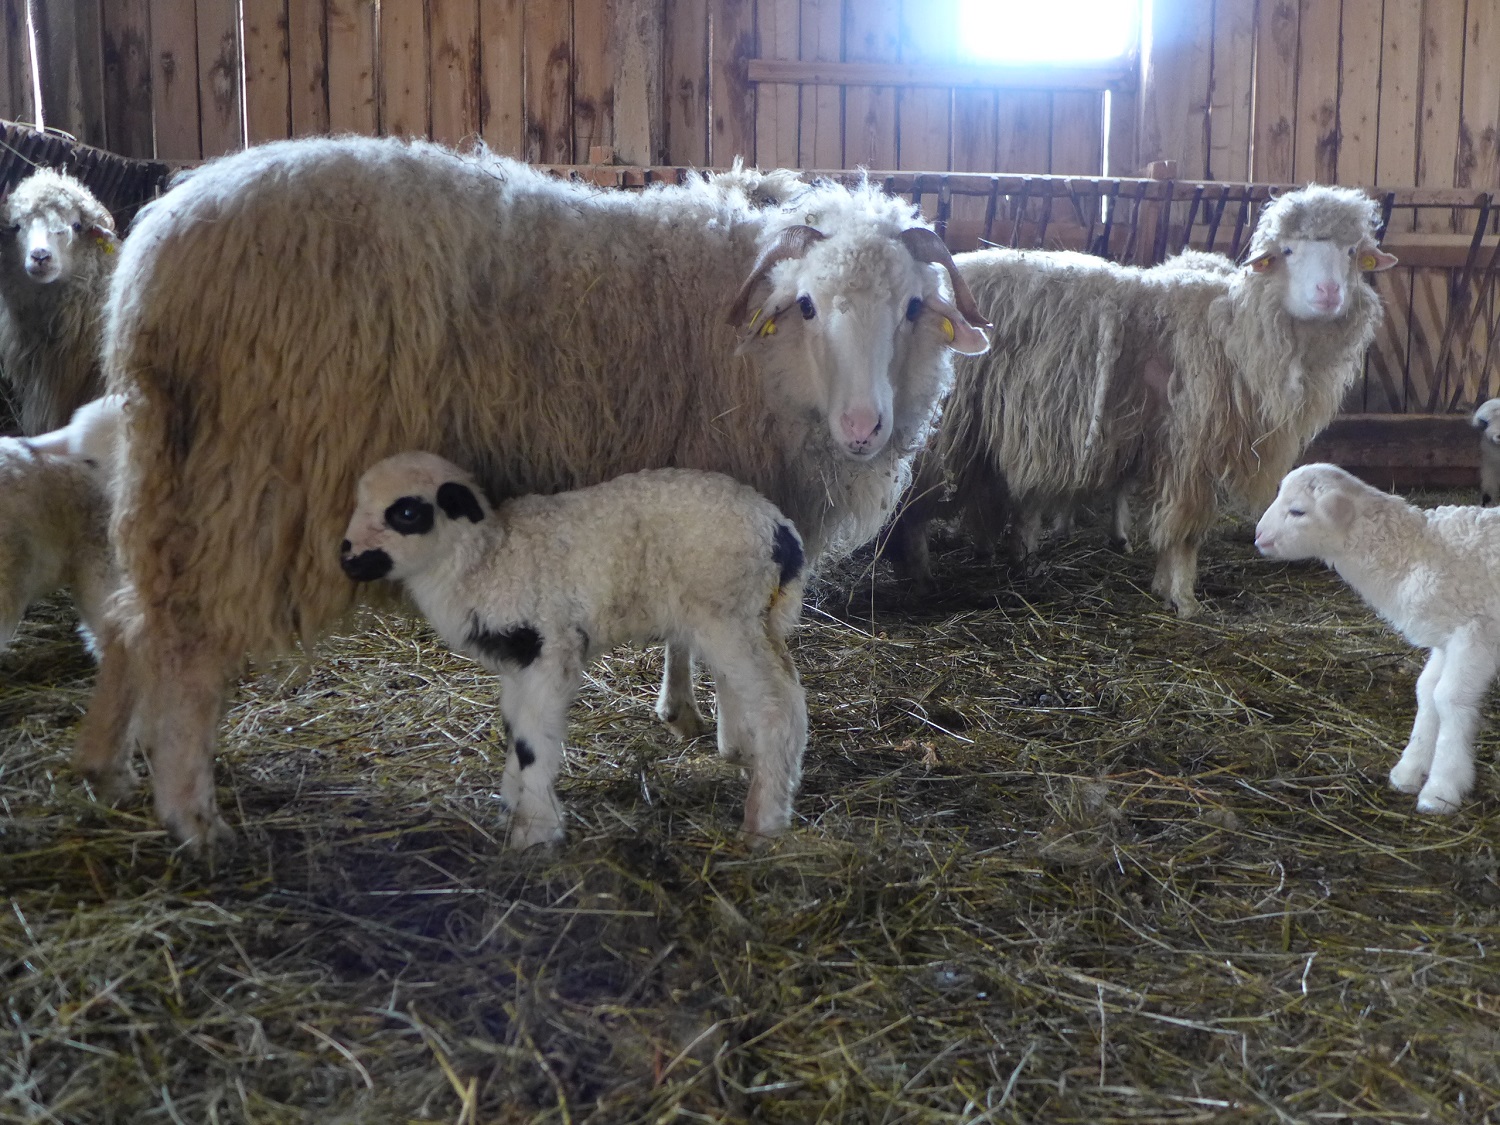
[72, 621, 138, 801]
[1389, 647, 1443, 795]
[1110, 488, 1133, 554]
[1414, 631, 1496, 814]
[498, 649, 580, 849]
[656, 642, 707, 739]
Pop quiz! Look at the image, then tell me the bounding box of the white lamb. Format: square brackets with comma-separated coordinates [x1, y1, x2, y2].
[1472, 397, 1500, 506]
[1256, 462, 1500, 814]
[340, 452, 809, 849]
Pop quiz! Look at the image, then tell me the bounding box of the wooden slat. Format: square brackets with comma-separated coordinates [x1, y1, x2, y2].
[150, 0, 203, 158]
[843, 0, 898, 170]
[1049, 93, 1102, 178]
[0, 0, 34, 124]
[73, 0, 107, 148]
[326, 0, 375, 136]
[288, 0, 329, 137]
[379, 0, 426, 137]
[1105, 86, 1138, 176]
[1376, 0, 1421, 191]
[1456, 3, 1500, 193]
[1364, 269, 1412, 411]
[798, 0, 842, 168]
[243, 0, 290, 142]
[754, 0, 798, 167]
[664, 0, 705, 164]
[1337, 0, 1383, 186]
[611, 0, 662, 164]
[525, 0, 570, 162]
[1417, 0, 1464, 211]
[709, 0, 754, 165]
[198, 0, 242, 155]
[431, 0, 480, 145]
[572, 0, 611, 159]
[896, 0, 951, 174]
[32, 0, 85, 140]
[1304, 414, 1480, 489]
[747, 58, 1134, 91]
[1138, 0, 1211, 178]
[1250, 0, 1297, 182]
[950, 87, 996, 233]
[1207, 0, 1254, 181]
[478, 0, 523, 154]
[1292, 0, 1339, 183]
[102, 0, 153, 157]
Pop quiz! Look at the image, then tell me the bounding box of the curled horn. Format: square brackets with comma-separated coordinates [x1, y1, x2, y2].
[899, 226, 992, 330]
[726, 225, 827, 326]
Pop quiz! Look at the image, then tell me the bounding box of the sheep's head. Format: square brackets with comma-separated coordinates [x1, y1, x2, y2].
[1242, 185, 1397, 320]
[1473, 398, 1500, 448]
[0, 168, 116, 285]
[1254, 463, 1361, 560]
[341, 452, 491, 584]
[727, 212, 990, 460]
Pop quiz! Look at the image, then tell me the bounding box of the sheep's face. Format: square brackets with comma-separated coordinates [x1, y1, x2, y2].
[1245, 236, 1398, 321]
[1254, 463, 1357, 559]
[730, 223, 990, 460]
[1, 171, 115, 286]
[1473, 398, 1500, 447]
[341, 452, 489, 584]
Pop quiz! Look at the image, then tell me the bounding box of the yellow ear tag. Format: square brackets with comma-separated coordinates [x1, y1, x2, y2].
[96, 237, 114, 255]
[760, 318, 777, 337]
[941, 317, 955, 342]
[1250, 256, 1273, 274]
[747, 306, 763, 330]
[1359, 253, 1378, 271]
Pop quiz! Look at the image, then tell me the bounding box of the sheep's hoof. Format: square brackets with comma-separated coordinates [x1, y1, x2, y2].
[659, 706, 707, 741]
[1388, 760, 1428, 794]
[76, 758, 137, 804]
[506, 822, 565, 851]
[167, 811, 236, 867]
[1415, 787, 1462, 815]
[1170, 596, 1201, 620]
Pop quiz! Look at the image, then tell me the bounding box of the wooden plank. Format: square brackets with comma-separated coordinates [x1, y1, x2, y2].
[73, 0, 107, 147]
[709, 0, 754, 165]
[288, 0, 329, 137]
[379, 0, 427, 137]
[197, 0, 242, 154]
[1105, 85, 1138, 176]
[573, 0, 612, 159]
[747, 58, 1134, 90]
[896, 0, 951, 173]
[995, 91, 1050, 175]
[1050, 93, 1103, 176]
[0, 0, 35, 124]
[611, 0, 662, 165]
[1337, 0, 1383, 186]
[753, 0, 798, 167]
[32, 0, 84, 139]
[1138, 0, 1211, 178]
[524, 0, 570, 161]
[664, 0, 705, 164]
[326, 0, 375, 136]
[1303, 414, 1480, 489]
[1363, 268, 1413, 411]
[431, 0, 480, 145]
[1456, 3, 1500, 193]
[243, 0, 290, 142]
[1250, 0, 1297, 182]
[1292, 0, 1339, 183]
[1417, 0, 1464, 212]
[478, 0, 523, 154]
[150, 0, 203, 158]
[950, 86, 996, 233]
[798, 0, 842, 168]
[843, 0, 898, 170]
[102, 0, 153, 156]
[1207, 0, 1254, 181]
[1376, 0, 1421, 191]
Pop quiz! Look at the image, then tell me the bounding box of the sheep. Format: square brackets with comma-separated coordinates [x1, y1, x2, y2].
[887, 185, 1398, 617]
[1255, 462, 1500, 814]
[74, 135, 991, 851]
[0, 394, 123, 654]
[341, 453, 809, 848]
[1472, 397, 1500, 506]
[0, 168, 118, 434]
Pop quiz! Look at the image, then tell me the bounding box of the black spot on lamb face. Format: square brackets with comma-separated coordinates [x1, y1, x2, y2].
[437, 481, 485, 523]
[514, 738, 536, 769]
[466, 616, 544, 667]
[342, 548, 393, 582]
[384, 495, 434, 535]
[771, 521, 804, 588]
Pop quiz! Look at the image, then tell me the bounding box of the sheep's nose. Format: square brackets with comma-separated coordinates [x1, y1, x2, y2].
[1315, 280, 1343, 306]
[28, 247, 50, 263]
[839, 407, 883, 452]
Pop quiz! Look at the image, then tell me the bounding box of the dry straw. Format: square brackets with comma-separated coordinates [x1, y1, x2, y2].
[3, 500, 1499, 1122]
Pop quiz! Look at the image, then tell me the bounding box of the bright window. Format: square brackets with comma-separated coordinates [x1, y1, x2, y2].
[956, 0, 1139, 64]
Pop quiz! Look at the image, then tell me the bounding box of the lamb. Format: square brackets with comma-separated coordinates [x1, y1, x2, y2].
[888, 185, 1398, 617]
[1255, 462, 1500, 814]
[75, 135, 991, 851]
[0, 168, 118, 434]
[1472, 397, 1500, 506]
[0, 394, 123, 654]
[341, 453, 809, 848]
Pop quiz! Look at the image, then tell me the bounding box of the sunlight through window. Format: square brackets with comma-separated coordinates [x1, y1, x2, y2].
[957, 0, 1139, 64]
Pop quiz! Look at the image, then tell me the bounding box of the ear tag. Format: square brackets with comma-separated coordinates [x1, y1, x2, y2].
[96, 237, 114, 255]
[747, 306, 763, 330]
[1250, 256, 1273, 274]
[1359, 253, 1378, 271]
[760, 318, 777, 337]
[941, 317, 955, 343]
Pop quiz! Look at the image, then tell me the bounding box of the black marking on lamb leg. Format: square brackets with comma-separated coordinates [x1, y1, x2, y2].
[437, 481, 485, 523]
[342, 548, 392, 581]
[466, 614, 543, 667]
[514, 738, 536, 769]
[771, 522, 804, 588]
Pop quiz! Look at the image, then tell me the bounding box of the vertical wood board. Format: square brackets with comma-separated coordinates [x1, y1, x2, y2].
[709, 0, 755, 165]
[1139, 0, 1212, 178]
[380, 0, 428, 137]
[430, 0, 480, 144]
[896, 0, 952, 173]
[326, 0, 376, 135]
[664, 0, 705, 164]
[478, 0, 523, 154]
[151, 0, 203, 158]
[102, 0, 153, 156]
[1251, 0, 1298, 182]
[1208, 0, 1254, 180]
[244, 0, 291, 142]
[572, 0, 612, 158]
[1457, 3, 1500, 191]
[197, 0, 241, 153]
[1292, 0, 1340, 183]
[843, 0, 898, 170]
[754, 0, 798, 167]
[288, 0, 329, 137]
[798, 0, 841, 168]
[1337, 0, 1383, 185]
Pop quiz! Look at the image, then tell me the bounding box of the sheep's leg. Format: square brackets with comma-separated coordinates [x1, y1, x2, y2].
[883, 449, 944, 591]
[1389, 647, 1444, 795]
[1110, 488, 1133, 554]
[1414, 632, 1496, 814]
[498, 649, 580, 849]
[656, 642, 707, 739]
[72, 621, 138, 801]
[1150, 540, 1201, 619]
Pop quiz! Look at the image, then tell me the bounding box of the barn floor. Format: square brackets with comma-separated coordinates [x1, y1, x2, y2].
[2, 498, 1499, 1124]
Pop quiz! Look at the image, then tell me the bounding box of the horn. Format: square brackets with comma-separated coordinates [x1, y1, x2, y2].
[899, 226, 992, 330]
[726, 225, 827, 326]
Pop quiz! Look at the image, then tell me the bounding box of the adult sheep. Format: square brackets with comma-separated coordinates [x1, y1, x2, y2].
[0, 168, 118, 434]
[77, 136, 991, 851]
[888, 185, 1397, 617]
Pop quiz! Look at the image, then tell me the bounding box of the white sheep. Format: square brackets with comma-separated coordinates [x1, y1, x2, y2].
[76, 136, 990, 851]
[1256, 462, 1500, 814]
[340, 453, 808, 848]
[0, 394, 123, 654]
[0, 168, 118, 434]
[889, 185, 1398, 617]
[1472, 397, 1500, 506]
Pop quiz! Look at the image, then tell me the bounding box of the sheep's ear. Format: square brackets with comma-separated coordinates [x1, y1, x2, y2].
[921, 294, 990, 355]
[1357, 246, 1399, 272]
[90, 226, 116, 254]
[1244, 251, 1276, 274]
[436, 481, 485, 523]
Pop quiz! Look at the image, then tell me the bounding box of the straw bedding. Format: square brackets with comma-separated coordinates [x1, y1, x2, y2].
[2, 497, 1498, 1123]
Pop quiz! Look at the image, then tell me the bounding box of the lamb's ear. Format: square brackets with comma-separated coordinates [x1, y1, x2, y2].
[1244, 251, 1277, 274]
[1324, 490, 1357, 531]
[1357, 244, 1399, 272]
[437, 481, 485, 523]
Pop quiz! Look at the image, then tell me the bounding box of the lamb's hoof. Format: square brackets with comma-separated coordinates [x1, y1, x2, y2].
[506, 822, 565, 851]
[658, 706, 707, 741]
[1415, 786, 1462, 815]
[1388, 760, 1428, 794]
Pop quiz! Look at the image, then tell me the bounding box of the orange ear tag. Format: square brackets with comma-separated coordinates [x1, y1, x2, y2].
[941, 317, 955, 342]
[1359, 253, 1378, 271]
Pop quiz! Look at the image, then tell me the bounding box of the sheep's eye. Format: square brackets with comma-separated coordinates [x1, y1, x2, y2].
[906, 297, 923, 322]
[798, 294, 816, 319]
[1347, 246, 1356, 257]
[385, 495, 434, 535]
[1287, 507, 1306, 517]
[71, 221, 81, 232]
[1282, 247, 1293, 257]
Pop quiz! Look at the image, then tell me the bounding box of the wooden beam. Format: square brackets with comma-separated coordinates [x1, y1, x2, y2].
[1304, 414, 1480, 490]
[747, 58, 1134, 92]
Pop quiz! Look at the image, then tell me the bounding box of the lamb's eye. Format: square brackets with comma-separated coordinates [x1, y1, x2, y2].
[906, 297, 923, 322]
[798, 294, 816, 319]
[1287, 507, 1306, 517]
[384, 495, 434, 535]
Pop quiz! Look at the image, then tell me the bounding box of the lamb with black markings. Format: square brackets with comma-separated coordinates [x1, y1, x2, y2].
[341, 452, 809, 849]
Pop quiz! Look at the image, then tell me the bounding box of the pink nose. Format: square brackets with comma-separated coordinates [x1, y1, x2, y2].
[1315, 281, 1342, 308]
[1254, 531, 1272, 552]
[839, 407, 882, 449]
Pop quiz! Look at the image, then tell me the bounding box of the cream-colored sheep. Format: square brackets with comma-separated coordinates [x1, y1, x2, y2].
[1256, 462, 1500, 814]
[341, 453, 808, 848]
[1472, 397, 1500, 506]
